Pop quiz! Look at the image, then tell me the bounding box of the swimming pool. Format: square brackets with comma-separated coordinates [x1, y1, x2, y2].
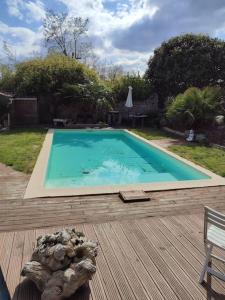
[25, 129, 225, 198]
[45, 130, 209, 189]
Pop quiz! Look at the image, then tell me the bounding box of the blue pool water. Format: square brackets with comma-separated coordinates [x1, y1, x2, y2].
[45, 130, 210, 188]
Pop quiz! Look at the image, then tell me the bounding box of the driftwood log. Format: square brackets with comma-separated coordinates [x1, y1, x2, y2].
[21, 228, 98, 300]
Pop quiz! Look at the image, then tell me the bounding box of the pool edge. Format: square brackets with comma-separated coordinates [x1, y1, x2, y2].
[24, 128, 225, 199]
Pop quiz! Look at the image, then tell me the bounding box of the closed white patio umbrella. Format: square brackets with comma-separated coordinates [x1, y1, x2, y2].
[125, 86, 133, 108]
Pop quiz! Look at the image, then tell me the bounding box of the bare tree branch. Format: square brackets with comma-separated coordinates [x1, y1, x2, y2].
[3, 41, 16, 64]
[43, 10, 89, 59]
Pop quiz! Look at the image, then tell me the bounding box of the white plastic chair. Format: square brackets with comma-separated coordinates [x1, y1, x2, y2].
[199, 206, 225, 283]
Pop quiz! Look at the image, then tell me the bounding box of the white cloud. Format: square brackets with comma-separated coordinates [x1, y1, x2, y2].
[58, 0, 158, 72]
[6, 0, 23, 19]
[4, 0, 225, 74]
[25, 0, 45, 22]
[59, 0, 158, 35]
[6, 0, 45, 22]
[57, 0, 225, 73]
[93, 42, 151, 74]
[3, 0, 158, 72]
[0, 21, 43, 58]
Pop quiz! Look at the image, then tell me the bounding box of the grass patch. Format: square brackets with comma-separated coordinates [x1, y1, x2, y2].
[133, 128, 225, 177]
[130, 128, 171, 140]
[169, 144, 225, 177]
[0, 128, 47, 173]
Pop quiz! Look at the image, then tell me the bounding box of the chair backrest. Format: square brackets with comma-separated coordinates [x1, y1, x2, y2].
[204, 206, 225, 242]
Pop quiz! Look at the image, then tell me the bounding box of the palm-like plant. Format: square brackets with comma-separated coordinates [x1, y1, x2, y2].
[166, 86, 224, 128]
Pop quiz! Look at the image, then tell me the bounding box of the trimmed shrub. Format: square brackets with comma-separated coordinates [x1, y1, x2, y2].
[0, 54, 114, 121]
[146, 34, 225, 106]
[14, 54, 99, 96]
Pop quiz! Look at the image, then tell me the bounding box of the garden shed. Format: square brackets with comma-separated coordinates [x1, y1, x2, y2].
[10, 97, 38, 126]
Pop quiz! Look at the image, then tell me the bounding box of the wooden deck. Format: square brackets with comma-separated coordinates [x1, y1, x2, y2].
[1, 181, 225, 232]
[1, 213, 225, 299]
[1, 162, 225, 298]
[1, 146, 225, 233]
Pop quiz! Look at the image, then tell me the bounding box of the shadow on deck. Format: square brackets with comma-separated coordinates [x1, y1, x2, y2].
[12, 279, 91, 300]
[1, 214, 225, 300]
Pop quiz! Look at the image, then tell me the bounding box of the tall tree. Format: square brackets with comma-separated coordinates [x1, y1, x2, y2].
[43, 10, 89, 59]
[145, 34, 225, 107]
[69, 17, 89, 59]
[107, 65, 124, 81]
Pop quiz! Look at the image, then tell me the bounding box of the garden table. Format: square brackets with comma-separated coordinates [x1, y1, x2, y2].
[53, 118, 68, 127]
[107, 111, 122, 125]
[130, 114, 148, 128]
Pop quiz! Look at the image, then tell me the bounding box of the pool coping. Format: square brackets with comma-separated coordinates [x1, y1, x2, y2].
[24, 128, 225, 199]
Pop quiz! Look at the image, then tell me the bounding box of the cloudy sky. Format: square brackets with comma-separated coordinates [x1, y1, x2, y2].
[1, 0, 225, 73]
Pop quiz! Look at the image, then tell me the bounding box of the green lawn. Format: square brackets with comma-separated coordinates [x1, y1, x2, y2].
[0, 128, 47, 173]
[130, 128, 225, 177]
[169, 144, 225, 177]
[130, 128, 171, 140]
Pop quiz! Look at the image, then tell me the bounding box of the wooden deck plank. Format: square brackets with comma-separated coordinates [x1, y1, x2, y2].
[120, 221, 179, 300]
[0, 213, 225, 299]
[17, 230, 40, 300]
[102, 223, 150, 300]
[144, 218, 207, 298]
[110, 222, 164, 300]
[83, 223, 122, 300]
[179, 215, 225, 277]
[94, 223, 137, 300]
[0, 232, 14, 277]
[157, 217, 225, 296]
[2, 197, 225, 232]
[75, 224, 105, 300]
[6, 231, 25, 298]
[122, 221, 189, 299]
[136, 220, 199, 300]
[163, 215, 225, 295]
[2, 151, 225, 299]
[0, 170, 225, 232]
[2, 191, 225, 218]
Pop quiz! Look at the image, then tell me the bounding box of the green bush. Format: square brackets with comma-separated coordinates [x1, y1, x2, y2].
[0, 65, 15, 92]
[166, 86, 225, 129]
[14, 54, 98, 96]
[0, 54, 114, 121]
[60, 81, 113, 121]
[145, 34, 225, 106]
[110, 75, 151, 104]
